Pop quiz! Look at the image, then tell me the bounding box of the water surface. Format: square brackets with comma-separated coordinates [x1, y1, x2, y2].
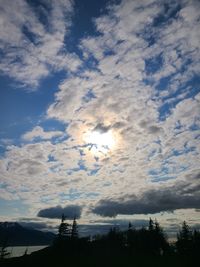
[6, 245, 47, 258]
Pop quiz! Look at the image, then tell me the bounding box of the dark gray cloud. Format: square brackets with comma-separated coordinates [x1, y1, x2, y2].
[148, 126, 162, 134]
[139, 120, 162, 134]
[92, 182, 200, 217]
[194, 172, 200, 179]
[112, 122, 126, 129]
[93, 123, 111, 133]
[37, 205, 82, 219]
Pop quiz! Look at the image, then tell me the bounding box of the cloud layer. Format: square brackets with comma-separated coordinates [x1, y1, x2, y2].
[0, 0, 200, 232]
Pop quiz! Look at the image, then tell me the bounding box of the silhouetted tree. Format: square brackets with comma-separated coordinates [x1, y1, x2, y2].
[193, 229, 200, 254]
[106, 226, 124, 251]
[148, 217, 154, 231]
[133, 218, 169, 256]
[154, 219, 169, 255]
[126, 223, 137, 254]
[2, 216, 200, 267]
[128, 222, 132, 230]
[71, 217, 78, 240]
[23, 247, 28, 256]
[176, 221, 193, 255]
[58, 214, 71, 240]
[127, 222, 133, 245]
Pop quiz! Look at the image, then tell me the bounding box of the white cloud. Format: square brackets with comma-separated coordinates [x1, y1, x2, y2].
[0, 0, 199, 227]
[0, 0, 81, 88]
[22, 126, 64, 141]
[46, 0, 200, 205]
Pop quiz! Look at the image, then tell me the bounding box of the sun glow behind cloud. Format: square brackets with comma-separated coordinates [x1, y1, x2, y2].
[0, 0, 200, 236]
[84, 129, 116, 155]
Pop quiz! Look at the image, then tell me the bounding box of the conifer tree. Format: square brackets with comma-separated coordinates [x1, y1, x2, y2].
[154, 219, 168, 254]
[148, 218, 154, 231]
[58, 214, 71, 240]
[193, 229, 200, 254]
[71, 217, 78, 240]
[128, 222, 132, 230]
[176, 221, 193, 255]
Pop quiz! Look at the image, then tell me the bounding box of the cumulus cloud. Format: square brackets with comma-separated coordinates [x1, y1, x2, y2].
[0, 0, 81, 88]
[37, 204, 82, 219]
[0, 0, 199, 229]
[22, 126, 64, 141]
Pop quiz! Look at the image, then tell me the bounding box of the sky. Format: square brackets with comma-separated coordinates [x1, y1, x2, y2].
[0, 0, 200, 237]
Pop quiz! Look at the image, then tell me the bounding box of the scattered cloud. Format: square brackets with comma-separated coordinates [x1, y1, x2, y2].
[37, 204, 82, 219]
[0, 0, 199, 234]
[0, 0, 81, 88]
[22, 126, 64, 141]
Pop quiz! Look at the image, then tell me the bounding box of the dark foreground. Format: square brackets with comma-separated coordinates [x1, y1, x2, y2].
[1, 219, 199, 267]
[0, 245, 198, 267]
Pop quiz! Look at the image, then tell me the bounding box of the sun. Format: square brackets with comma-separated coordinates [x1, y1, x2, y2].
[84, 129, 116, 155]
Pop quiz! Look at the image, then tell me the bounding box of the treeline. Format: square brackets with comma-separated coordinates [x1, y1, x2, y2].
[53, 216, 200, 257]
[1, 216, 200, 266]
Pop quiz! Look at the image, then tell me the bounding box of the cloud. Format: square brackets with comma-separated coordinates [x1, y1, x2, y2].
[0, 139, 13, 146]
[37, 204, 82, 219]
[139, 121, 163, 134]
[193, 172, 200, 180]
[92, 179, 200, 217]
[22, 126, 64, 141]
[93, 123, 111, 134]
[0, 0, 81, 88]
[0, 0, 200, 230]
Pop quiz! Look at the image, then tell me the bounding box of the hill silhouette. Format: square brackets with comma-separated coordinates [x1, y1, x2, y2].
[0, 222, 55, 246]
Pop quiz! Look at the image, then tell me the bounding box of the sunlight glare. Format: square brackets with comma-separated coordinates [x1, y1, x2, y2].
[84, 130, 116, 154]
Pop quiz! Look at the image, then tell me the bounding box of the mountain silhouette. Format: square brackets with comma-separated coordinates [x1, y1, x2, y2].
[0, 222, 55, 246]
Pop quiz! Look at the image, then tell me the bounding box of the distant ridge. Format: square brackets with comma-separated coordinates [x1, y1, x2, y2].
[0, 222, 55, 246]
